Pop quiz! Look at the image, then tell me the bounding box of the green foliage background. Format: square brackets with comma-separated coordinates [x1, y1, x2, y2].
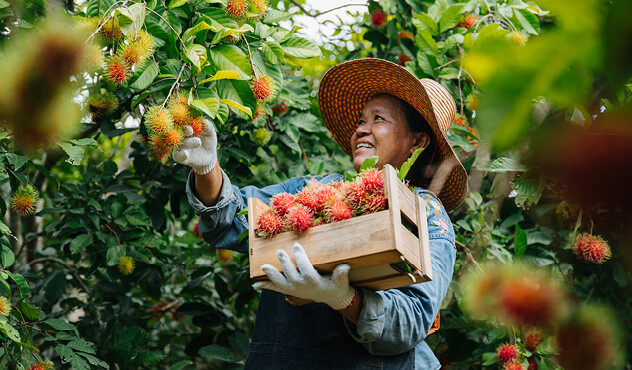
[0, 0, 631, 368]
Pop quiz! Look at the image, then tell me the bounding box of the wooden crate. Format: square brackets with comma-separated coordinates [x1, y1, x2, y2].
[248, 164, 432, 291]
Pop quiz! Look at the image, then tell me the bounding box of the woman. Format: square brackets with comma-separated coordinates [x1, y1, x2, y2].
[175, 58, 467, 369]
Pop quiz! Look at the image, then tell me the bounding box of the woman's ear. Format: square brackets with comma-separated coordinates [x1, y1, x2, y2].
[410, 132, 430, 156]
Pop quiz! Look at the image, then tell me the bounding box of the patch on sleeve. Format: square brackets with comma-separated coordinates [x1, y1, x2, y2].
[425, 198, 442, 218]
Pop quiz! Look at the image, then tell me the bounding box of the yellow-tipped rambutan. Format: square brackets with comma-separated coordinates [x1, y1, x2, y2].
[465, 92, 480, 111]
[251, 75, 274, 101]
[84, 43, 106, 74]
[144, 106, 174, 134]
[148, 134, 172, 161]
[105, 56, 130, 86]
[160, 127, 184, 150]
[0, 296, 11, 317]
[75, 17, 100, 35]
[217, 249, 233, 262]
[10, 184, 39, 216]
[87, 91, 119, 117]
[169, 102, 192, 127]
[118, 256, 135, 275]
[253, 127, 271, 145]
[134, 29, 155, 57]
[119, 41, 144, 67]
[252, 0, 269, 15]
[508, 31, 528, 46]
[100, 17, 123, 42]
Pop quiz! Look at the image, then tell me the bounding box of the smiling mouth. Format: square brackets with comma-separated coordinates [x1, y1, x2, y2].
[356, 143, 374, 150]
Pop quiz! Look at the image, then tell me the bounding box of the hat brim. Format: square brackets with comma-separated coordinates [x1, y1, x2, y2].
[318, 58, 468, 211]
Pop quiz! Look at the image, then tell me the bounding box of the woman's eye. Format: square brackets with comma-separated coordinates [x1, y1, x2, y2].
[375, 115, 383, 121]
[357, 120, 365, 126]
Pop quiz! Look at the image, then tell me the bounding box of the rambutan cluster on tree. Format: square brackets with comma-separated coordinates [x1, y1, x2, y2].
[0, 0, 631, 368]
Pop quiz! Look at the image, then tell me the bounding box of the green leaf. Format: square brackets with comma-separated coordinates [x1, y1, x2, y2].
[0, 220, 14, 240]
[115, 3, 146, 37]
[198, 70, 240, 84]
[415, 30, 438, 56]
[215, 79, 256, 118]
[56, 345, 90, 370]
[168, 0, 188, 9]
[0, 319, 20, 342]
[5, 272, 29, 298]
[397, 147, 424, 180]
[184, 44, 208, 70]
[0, 245, 14, 268]
[359, 156, 379, 173]
[514, 223, 528, 258]
[481, 351, 497, 366]
[68, 339, 97, 354]
[136, 350, 164, 366]
[262, 9, 293, 23]
[199, 345, 240, 363]
[70, 234, 93, 254]
[43, 318, 78, 333]
[19, 300, 40, 321]
[487, 157, 526, 172]
[58, 142, 85, 165]
[228, 331, 249, 358]
[413, 13, 439, 36]
[130, 62, 159, 90]
[514, 8, 540, 34]
[262, 41, 285, 63]
[280, 35, 322, 59]
[190, 98, 220, 118]
[31, 162, 60, 191]
[170, 360, 194, 370]
[182, 21, 217, 42]
[208, 45, 252, 79]
[77, 352, 109, 368]
[439, 4, 463, 32]
[0, 276, 10, 298]
[219, 99, 252, 117]
[106, 246, 124, 266]
[5, 153, 28, 171]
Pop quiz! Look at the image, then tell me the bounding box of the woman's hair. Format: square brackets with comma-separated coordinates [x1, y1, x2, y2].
[396, 98, 437, 186]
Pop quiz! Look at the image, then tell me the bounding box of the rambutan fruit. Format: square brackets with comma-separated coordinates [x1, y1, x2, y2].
[343, 181, 368, 213]
[360, 168, 384, 193]
[118, 256, 135, 275]
[148, 136, 172, 161]
[508, 31, 528, 46]
[396, 31, 414, 45]
[192, 220, 201, 238]
[465, 92, 480, 111]
[286, 205, 314, 233]
[398, 53, 412, 66]
[253, 127, 271, 145]
[100, 17, 123, 42]
[573, 233, 611, 264]
[460, 14, 478, 30]
[251, 75, 274, 101]
[252, 0, 269, 15]
[503, 360, 525, 370]
[296, 182, 319, 210]
[87, 92, 119, 117]
[105, 56, 130, 86]
[370, 10, 387, 28]
[497, 343, 520, 365]
[161, 127, 184, 149]
[523, 330, 541, 352]
[75, 16, 99, 35]
[225, 0, 249, 19]
[328, 199, 353, 222]
[0, 296, 11, 317]
[312, 185, 338, 212]
[218, 249, 233, 262]
[10, 184, 39, 216]
[364, 192, 387, 213]
[257, 209, 283, 237]
[453, 113, 468, 127]
[133, 29, 155, 59]
[272, 102, 288, 115]
[169, 102, 192, 127]
[556, 305, 619, 370]
[271, 193, 297, 216]
[119, 41, 145, 67]
[189, 116, 205, 136]
[497, 272, 563, 327]
[527, 357, 538, 370]
[170, 94, 189, 107]
[144, 106, 174, 134]
[84, 43, 105, 74]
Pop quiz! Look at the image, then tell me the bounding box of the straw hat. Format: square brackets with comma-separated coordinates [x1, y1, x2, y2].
[318, 58, 467, 211]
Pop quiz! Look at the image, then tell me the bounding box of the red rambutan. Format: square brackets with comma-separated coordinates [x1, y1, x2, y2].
[106, 56, 130, 85]
[343, 181, 368, 212]
[573, 233, 611, 264]
[192, 220, 201, 238]
[312, 186, 338, 212]
[271, 193, 297, 216]
[523, 330, 541, 352]
[503, 360, 525, 370]
[360, 168, 384, 193]
[272, 102, 288, 115]
[257, 209, 283, 237]
[396, 31, 414, 45]
[498, 275, 562, 327]
[460, 15, 478, 30]
[497, 343, 520, 365]
[527, 357, 538, 370]
[328, 199, 353, 222]
[189, 117, 205, 136]
[225, 0, 249, 19]
[252, 75, 274, 101]
[370, 10, 387, 28]
[286, 205, 314, 233]
[364, 192, 387, 213]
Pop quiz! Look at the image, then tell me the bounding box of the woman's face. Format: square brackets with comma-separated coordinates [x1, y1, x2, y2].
[350, 95, 426, 171]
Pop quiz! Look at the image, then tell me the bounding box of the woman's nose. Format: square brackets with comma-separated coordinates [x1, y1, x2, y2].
[354, 121, 371, 137]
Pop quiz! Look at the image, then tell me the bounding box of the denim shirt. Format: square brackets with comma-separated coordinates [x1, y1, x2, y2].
[186, 169, 456, 369]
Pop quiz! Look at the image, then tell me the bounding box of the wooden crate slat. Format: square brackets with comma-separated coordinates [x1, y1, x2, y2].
[416, 194, 433, 281]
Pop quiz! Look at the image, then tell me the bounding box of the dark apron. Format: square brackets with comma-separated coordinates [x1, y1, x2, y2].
[244, 290, 414, 369]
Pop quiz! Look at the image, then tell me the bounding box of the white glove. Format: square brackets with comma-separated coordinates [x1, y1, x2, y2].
[173, 119, 217, 175]
[252, 242, 357, 311]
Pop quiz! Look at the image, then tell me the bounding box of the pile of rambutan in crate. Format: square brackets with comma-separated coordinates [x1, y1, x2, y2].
[248, 164, 433, 291]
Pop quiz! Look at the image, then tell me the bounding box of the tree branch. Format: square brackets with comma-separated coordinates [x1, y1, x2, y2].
[288, 0, 368, 18]
[27, 257, 91, 294]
